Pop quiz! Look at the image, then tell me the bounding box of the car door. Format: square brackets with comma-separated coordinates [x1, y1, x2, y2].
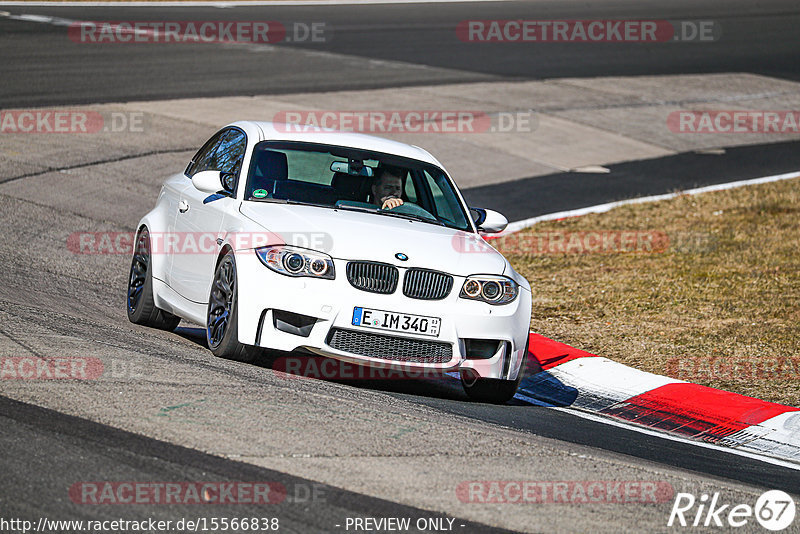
[163, 130, 226, 289]
[171, 128, 247, 303]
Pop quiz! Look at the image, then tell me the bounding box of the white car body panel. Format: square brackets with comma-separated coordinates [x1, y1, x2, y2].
[237, 203, 507, 276]
[137, 121, 532, 380]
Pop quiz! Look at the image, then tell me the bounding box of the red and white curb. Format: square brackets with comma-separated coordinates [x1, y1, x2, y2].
[517, 333, 800, 465]
[500, 170, 800, 465]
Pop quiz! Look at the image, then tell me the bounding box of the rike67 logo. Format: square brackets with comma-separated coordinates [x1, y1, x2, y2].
[668, 490, 796, 530]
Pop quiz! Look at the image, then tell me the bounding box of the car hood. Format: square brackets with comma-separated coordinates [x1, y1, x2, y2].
[238, 202, 508, 276]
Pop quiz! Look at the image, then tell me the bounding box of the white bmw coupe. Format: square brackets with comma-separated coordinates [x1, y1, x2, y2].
[127, 121, 531, 403]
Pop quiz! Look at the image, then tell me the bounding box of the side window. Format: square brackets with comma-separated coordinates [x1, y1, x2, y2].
[185, 129, 247, 194]
[424, 170, 463, 224]
[425, 171, 449, 219]
[186, 131, 226, 177]
[404, 174, 418, 203]
[211, 129, 247, 178]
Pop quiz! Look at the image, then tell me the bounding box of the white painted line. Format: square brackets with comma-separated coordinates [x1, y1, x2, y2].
[550, 405, 800, 471]
[503, 170, 800, 235]
[3, 12, 73, 25]
[1, 10, 452, 75]
[570, 165, 610, 174]
[14, 13, 52, 22]
[0, 0, 513, 6]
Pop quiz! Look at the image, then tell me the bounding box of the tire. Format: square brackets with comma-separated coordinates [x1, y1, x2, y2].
[127, 228, 181, 331]
[460, 373, 522, 404]
[460, 338, 528, 404]
[206, 251, 256, 363]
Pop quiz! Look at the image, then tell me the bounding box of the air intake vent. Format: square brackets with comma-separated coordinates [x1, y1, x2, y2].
[327, 328, 453, 363]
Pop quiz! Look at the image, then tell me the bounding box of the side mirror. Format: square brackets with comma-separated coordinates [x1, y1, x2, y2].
[192, 170, 235, 195]
[470, 207, 508, 233]
[192, 170, 224, 194]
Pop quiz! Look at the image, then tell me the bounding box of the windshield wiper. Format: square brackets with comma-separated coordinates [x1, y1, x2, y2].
[335, 205, 379, 214]
[284, 199, 333, 209]
[247, 197, 334, 209]
[264, 200, 448, 227]
[376, 210, 446, 226]
[248, 197, 288, 204]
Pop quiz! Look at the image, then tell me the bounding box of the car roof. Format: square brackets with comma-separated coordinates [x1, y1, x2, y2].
[229, 120, 445, 168]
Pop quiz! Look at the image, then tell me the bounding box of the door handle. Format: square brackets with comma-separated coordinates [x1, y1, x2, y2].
[178, 200, 189, 213]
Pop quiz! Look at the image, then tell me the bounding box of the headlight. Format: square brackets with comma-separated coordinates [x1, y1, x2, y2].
[255, 246, 335, 279]
[459, 275, 518, 304]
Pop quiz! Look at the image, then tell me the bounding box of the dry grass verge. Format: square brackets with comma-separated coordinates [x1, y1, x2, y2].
[499, 177, 800, 407]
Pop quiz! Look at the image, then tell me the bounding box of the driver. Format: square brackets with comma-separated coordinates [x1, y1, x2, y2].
[371, 165, 405, 210]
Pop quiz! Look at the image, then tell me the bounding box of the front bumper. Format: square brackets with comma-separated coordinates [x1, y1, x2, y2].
[235, 251, 532, 380]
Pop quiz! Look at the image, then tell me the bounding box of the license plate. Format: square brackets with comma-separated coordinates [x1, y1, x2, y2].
[352, 307, 441, 337]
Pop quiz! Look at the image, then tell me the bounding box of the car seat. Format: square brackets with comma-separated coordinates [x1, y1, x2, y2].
[249, 150, 288, 197]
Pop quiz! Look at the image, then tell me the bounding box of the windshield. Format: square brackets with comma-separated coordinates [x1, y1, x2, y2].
[244, 141, 472, 231]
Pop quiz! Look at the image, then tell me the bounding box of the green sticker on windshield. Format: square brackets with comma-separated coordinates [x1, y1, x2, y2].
[253, 189, 269, 199]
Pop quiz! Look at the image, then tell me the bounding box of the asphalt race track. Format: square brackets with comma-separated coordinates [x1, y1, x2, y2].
[0, 395, 514, 533]
[462, 140, 800, 221]
[1, 0, 799, 532]
[0, 0, 799, 106]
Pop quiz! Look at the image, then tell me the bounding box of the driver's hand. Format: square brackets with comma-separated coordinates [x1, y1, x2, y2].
[381, 196, 404, 210]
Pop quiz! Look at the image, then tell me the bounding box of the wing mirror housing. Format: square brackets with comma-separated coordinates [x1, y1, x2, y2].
[470, 207, 508, 234]
[192, 170, 236, 195]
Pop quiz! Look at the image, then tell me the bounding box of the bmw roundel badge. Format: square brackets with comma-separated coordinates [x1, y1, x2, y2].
[395, 253, 408, 261]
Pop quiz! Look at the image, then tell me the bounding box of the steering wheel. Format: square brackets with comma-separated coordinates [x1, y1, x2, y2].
[382, 201, 437, 221]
